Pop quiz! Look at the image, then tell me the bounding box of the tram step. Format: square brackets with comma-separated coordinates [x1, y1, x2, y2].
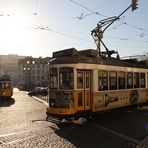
[46, 116, 61, 124]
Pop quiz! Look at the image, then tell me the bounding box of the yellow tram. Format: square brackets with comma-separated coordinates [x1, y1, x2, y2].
[46, 48, 148, 120]
[0, 75, 13, 98]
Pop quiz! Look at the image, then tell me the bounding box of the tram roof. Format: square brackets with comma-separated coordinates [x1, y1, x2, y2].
[50, 48, 148, 69]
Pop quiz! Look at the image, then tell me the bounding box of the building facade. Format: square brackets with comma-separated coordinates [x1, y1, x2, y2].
[18, 57, 52, 90]
[0, 54, 27, 86]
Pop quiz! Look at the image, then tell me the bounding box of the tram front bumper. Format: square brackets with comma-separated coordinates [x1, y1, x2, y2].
[46, 107, 75, 118]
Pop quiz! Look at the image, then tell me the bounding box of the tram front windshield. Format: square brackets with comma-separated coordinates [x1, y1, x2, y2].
[50, 67, 74, 90]
[49, 67, 74, 108]
[59, 67, 73, 89]
[0, 82, 12, 89]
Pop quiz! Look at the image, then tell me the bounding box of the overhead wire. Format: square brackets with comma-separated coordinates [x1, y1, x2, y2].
[77, 12, 99, 19]
[0, 9, 94, 45]
[106, 35, 148, 43]
[1, 0, 148, 51]
[108, 21, 148, 40]
[36, 26, 93, 43]
[70, 0, 107, 18]
[69, 0, 148, 43]
[35, 0, 148, 53]
[4, 0, 147, 43]
[34, 0, 148, 50]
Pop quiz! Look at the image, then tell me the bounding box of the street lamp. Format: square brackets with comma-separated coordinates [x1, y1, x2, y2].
[23, 60, 36, 90]
[23, 60, 31, 91]
[23, 67, 30, 90]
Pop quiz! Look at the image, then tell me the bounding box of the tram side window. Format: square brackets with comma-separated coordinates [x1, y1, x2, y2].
[134, 73, 139, 88]
[50, 68, 58, 89]
[59, 67, 74, 89]
[140, 73, 145, 88]
[109, 71, 117, 90]
[127, 72, 133, 89]
[77, 72, 83, 89]
[98, 71, 108, 91]
[118, 72, 125, 89]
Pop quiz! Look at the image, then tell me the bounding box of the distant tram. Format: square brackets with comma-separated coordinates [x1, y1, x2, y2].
[0, 75, 13, 98]
[46, 48, 148, 120]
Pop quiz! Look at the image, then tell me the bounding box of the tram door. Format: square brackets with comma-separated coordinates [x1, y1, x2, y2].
[77, 70, 91, 111]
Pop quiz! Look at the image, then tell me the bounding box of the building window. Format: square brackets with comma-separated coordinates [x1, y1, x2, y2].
[32, 76, 35, 83]
[37, 76, 40, 81]
[32, 64, 35, 68]
[32, 70, 35, 74]
[37, 70, 40, 74]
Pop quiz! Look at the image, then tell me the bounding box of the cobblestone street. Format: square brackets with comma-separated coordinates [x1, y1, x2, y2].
[0, 121, 75, 148]
[0, 90, 76, 148]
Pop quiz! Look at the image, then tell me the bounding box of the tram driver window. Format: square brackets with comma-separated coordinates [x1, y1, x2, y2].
[127, 72, 133, 89]
[98, 71, 108, 91]
[109, 71, 117, 90]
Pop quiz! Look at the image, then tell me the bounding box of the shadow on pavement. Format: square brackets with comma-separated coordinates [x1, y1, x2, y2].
[53, 122, 130, 148]
[52, 111, 148, 148]
[0, 97, 15, 107]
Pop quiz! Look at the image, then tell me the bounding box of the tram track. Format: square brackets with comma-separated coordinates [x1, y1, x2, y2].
[90, 123, 140, 146]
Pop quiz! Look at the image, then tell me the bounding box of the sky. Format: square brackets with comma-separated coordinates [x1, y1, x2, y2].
[0, 0, 147, 58]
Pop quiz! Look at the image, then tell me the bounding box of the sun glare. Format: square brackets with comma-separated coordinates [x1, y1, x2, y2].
[0, 15, 36, 56]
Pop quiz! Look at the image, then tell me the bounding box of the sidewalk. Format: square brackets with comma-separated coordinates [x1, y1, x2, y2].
[32, 95, 49, 106]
